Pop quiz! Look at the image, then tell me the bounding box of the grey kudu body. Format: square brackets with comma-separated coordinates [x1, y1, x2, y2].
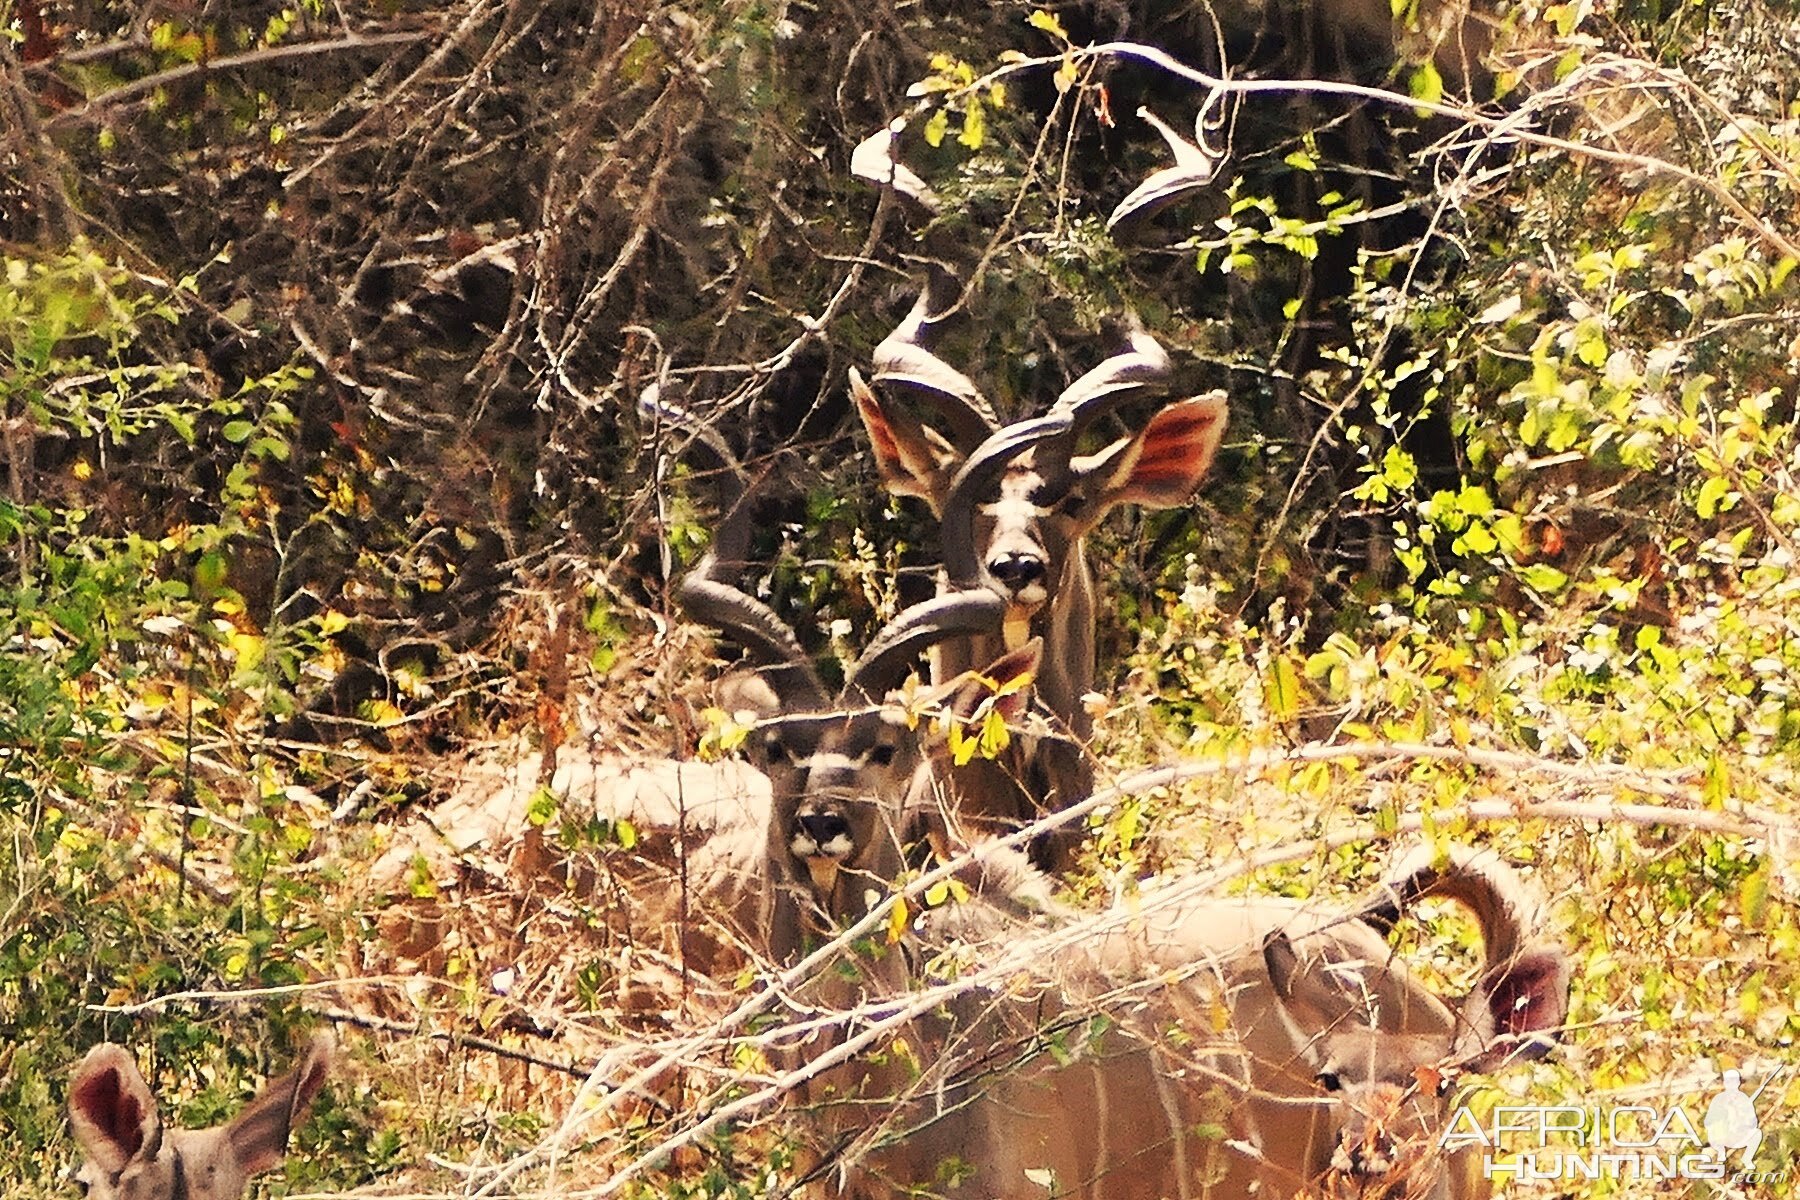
[67, 1033, 332, 1200]
[852, 275, 1228, 867]
[672, 446, 1569, 1196]
[832, 844, 1568, 1200]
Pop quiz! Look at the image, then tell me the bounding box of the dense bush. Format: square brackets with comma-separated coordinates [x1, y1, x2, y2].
[2, 0, 1796, 1195]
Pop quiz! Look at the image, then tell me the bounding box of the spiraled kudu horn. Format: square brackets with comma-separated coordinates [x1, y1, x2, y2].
[871, 266, 1001, 446]
[1049, 317, 1172, 421]
[845, 590, 1009, 698]
[939, 412, 1074, 588]
[1034, 317, 1173, 491]
[644, 386, 830, 709]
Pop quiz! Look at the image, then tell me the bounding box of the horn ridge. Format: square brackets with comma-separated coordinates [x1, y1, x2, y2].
[846, 591, 1008, 698]
[648, 386, 831, 709]
[1361, 845, 1540, 972]
[871, 268, 1001, 445]
[1033, 318, 1172, 491]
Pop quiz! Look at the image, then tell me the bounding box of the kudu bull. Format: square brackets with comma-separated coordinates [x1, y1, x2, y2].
[68, 1032, 332, 1200]
[851, 274, 1228, 867]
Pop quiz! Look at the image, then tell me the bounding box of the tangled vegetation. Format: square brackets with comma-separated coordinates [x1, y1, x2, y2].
[3, 0, 1798, 1195]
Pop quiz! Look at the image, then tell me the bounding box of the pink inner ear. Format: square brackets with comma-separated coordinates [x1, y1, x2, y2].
[73, 1068, 146, 1157]
[1123, 397, 1226, 505]
[854, 385, 902, 462]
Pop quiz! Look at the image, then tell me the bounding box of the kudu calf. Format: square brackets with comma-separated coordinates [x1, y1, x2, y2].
[852, 276, 1228, 866]
[68, 1032, 332, 1200]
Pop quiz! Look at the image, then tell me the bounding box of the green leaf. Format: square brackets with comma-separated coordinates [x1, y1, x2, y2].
[222, 419, 255, 443]
[1265, 655, 1301, 723]
[1518, 563, 1568, 593]
[1696, 475, 1732, 519]
[1408, 61, 1443, 112]
[526, 786, 559, 827]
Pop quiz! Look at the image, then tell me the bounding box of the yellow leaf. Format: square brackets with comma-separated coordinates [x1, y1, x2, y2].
[1027, 9, 1069, 42]
[1702, 753, 1730, 810]
[1739, 865, 1769, 927]
[887, 895, 910, 943]
[1265, 654, 1301, 722]
[977, 707, 1011, 757]
[948, 718, 976, 766]
[959, 99, 986, 150]
[923, 108, 950, 148]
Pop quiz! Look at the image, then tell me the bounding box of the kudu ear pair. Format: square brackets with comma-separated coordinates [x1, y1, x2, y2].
[853, 285, 1229, 535]
[69, 1032, 333, 1200]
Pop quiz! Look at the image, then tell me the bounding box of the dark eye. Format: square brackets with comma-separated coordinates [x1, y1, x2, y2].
[1316, 1071, 1342, 1093]
[868, 744, 897, 768]
[762, 731, 790, 762]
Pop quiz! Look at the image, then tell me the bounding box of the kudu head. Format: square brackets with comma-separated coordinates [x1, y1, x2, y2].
[68, 1032, 333, 1200]
[1263, 849, 1571, 1197]
[649, 386, 1025, 960]
[851, 276, 1228, 648]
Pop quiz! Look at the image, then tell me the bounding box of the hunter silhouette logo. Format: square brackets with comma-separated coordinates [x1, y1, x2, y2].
[1704, 1068, 1764, 1169]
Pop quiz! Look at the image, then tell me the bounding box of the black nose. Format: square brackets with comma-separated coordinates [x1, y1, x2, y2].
[989, 552, 1046, 590]
[795, 811, 852, 848]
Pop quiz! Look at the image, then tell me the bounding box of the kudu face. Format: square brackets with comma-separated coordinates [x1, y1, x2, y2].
[851, 284, 1226, 870]
[851, 278, 1227, 657]
[726, 686, 927, 940]
[1264, 848, 1573, 1198]
[68, 1033, 333, 1200]
[714, 636, 1044, 961]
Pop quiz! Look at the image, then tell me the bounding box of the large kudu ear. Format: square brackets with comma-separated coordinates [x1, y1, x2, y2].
[1453, 946, 1573, 1072]
[69, 1044, 165, 1177]
[851, 367, 964, 513]
[1262, 927, 1392, 1036]
[1069, 391, 1228, 531]
[225, 1031, 334, 1175]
